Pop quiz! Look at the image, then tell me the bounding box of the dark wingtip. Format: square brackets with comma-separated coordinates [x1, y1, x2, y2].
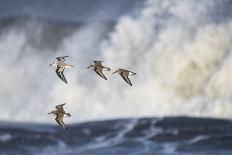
[100, 76, 107, 80]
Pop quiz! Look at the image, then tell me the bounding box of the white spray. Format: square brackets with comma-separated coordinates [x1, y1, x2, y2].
[0, 0, 231, 123]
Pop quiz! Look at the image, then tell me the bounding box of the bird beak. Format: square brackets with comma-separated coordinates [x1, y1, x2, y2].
[48, 112, 52, 114]
[112, 71, 117, 74]
[86, 66, 90, 69]
[49, 64, 52, 66]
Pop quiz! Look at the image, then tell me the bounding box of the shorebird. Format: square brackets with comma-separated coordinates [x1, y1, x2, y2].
[48, 103, 71, 130]
[49, 56, 73, 84]
[87, 61, 111, 80]
[112, 68, 136, 86]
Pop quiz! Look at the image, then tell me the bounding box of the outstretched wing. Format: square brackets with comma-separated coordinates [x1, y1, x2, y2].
[56, 103, 66, 110]
[56, 56, 69, 61]
[120, 73, 132, 86]
[56, 67, 67, 84]
[94, 68, 107, 80]
[55, 115, 66, 130]
[60, 71, 67, 84]
[93, 61, 103, 65]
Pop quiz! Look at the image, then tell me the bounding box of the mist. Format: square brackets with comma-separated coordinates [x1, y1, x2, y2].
[0, 0, 231, 123]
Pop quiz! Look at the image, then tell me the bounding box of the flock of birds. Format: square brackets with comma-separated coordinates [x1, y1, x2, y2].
[48, 56, 136, 129]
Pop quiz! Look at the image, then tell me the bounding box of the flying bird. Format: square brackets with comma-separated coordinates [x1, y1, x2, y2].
[48, 103, 71, 130]
[49, 56, 73, 84]
[112, 68, 136, 86]
[87, 61, 111, 80]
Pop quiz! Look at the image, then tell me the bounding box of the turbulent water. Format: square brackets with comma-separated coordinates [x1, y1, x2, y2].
[0, 0, 232, 154]
[0, 117, 232, 155]
[0, 0, 231, 123]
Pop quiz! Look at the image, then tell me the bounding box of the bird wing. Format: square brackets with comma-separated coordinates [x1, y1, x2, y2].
[93, 61, 103, 65]
[56, 103, 66, 110]
[55, 115, 66, 130]
[60, 71, 67, 84]
[94, 68, 107, 80]
[121, 72, 132, 86]
[56, 67, 67, 84]
[94, 61, 110, 71]
[56, 56, 69, 61]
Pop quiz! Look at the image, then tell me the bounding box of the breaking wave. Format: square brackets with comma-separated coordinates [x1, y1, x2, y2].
[0, 117, 232, 155]
[0, 0, 231, 123]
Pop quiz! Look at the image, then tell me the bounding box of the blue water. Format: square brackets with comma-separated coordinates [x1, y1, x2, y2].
[0, 117, 232, 155]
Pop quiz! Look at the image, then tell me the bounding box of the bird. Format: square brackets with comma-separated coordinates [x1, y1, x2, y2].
[87, 61, 111, 80]
[48, 103, 71, 130]
[112, 68, 136, 86]
[49, 56, 73, 84]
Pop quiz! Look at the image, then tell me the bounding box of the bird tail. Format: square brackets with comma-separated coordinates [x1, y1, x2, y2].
[129, 71, 136, 75]
[65, 64, 73, 68]
[65, 113, 71, 117]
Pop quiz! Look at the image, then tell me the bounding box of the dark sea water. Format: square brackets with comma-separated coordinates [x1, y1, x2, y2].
[0, 117, 232, 155]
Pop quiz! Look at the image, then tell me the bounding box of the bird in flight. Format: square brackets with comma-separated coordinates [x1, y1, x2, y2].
[112, 68, 136, 86]
[48, 103, 71, 130]
[87, 61, 111, 80]
[49, 56, 73, 84]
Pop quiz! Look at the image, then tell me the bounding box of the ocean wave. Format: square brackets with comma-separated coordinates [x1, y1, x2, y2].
[0, 117, 231, 155]
[0, 0, 231, 122]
